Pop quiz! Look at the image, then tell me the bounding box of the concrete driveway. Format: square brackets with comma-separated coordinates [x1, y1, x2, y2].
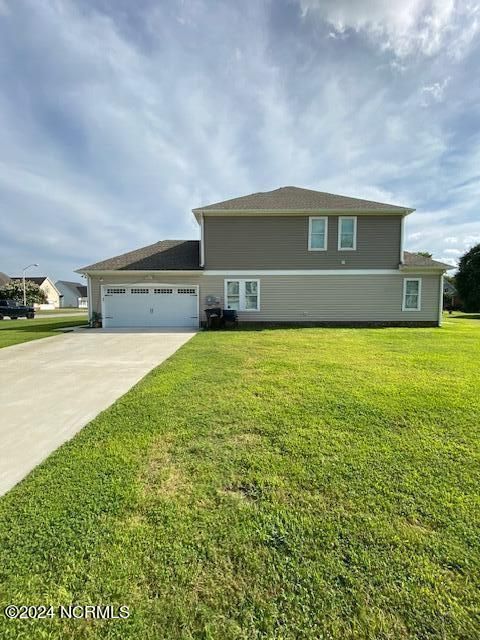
[0, 328, 196, 496]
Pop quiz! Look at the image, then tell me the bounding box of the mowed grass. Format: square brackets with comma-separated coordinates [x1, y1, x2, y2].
[0, 315, 479, 639]
[0, 316, 88, 349]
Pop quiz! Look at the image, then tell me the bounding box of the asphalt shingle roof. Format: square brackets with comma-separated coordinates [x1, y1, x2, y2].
[78, 240, 201, 272]
[193, 186, 412, 213]
[56, 281, 88, 297]
[403, 251, 452, 269]
[11, 276, 48, 285]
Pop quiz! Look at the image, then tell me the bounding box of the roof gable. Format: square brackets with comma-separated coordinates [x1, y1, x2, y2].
[193, 186, 413, 215]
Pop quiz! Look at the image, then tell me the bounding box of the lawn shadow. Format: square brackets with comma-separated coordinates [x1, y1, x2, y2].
[448, 314, 480, 321]
[206, 322, 438, 333]
[0, 320, 87, 334]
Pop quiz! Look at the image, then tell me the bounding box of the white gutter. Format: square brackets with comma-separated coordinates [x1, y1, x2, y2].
[200, 213, 205, 267]
[86, 274, 93, 324]
[399, 216, 405, 264]
[192, 207, 415, 223]
[438, 273, 444, 327]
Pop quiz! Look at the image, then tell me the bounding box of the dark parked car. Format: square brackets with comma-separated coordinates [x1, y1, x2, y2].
[0, 299, 35, 320]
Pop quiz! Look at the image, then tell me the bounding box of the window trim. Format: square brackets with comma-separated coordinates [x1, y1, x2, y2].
[338, 216, 357, 251]
[308, 216, 328, 251]
[224, 279, 260, 312]
[402, 277, 422, 311]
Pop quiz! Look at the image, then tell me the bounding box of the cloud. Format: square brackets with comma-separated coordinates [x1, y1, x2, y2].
[298, 0, 480, 59]
[0, 0, 479, 280]
[420, 77, 450, 105]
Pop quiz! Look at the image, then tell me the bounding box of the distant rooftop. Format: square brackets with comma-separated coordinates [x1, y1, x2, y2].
[403, 252, 452, 270]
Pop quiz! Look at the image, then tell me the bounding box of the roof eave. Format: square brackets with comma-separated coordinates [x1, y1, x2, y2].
[400, 264, 453, 272]
[193, 207, 414, 222]
[76, 268, 203, 275]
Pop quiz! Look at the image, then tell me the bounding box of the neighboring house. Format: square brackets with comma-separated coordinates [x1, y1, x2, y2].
[443, 279, 460, 309]
[55, 281, 88, 308]
[0, 272, 11, 287]
[77, 186, 452, 328]
[11, 276, 61, 308]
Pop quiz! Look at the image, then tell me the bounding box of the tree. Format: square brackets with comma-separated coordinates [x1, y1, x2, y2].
[416, 251, 433, 258]
[456, 244, 480, 312]
[0, 281, 47, 305]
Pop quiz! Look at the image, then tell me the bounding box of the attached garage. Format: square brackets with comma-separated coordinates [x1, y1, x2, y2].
[101, 284, 199, 328]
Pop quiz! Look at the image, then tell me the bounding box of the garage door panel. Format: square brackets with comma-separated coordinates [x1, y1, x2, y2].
[103, 286, 198, 328]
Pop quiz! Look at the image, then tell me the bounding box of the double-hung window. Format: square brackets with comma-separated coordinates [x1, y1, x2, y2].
[308, 216, 328, 251]
[403, 278, 422, 311]
[225, 279, 260, 311]
[338, 216, 357, 250]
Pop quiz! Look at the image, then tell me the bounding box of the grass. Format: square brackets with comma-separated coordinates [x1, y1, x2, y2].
[0, 316, 88, 349]
[0, 315, 479, 639]
[36, 308, 88, 314]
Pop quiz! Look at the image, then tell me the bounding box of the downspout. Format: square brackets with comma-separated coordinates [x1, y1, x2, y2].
[438, 272, 444, 327]
[200, 213, 205, 267]
[86, 274, 93, 324]
[399, 215, 405, 264]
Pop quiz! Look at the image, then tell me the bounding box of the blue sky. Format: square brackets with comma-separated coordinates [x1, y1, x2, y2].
[1, 0, 479, 280]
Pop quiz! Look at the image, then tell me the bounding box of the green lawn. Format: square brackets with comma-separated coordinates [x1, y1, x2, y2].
[0, 316, 88, 349]
[35, 308, 88, 314]
[0, 316, 479, 639]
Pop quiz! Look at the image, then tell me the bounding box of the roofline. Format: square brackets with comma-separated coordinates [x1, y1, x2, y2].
[76, 269, 203, 276]
[192, 207, 414, 222]
[400, 265, 453, 272]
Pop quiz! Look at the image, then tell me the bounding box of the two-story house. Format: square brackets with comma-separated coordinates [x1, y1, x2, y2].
[77, 187, 451, 328]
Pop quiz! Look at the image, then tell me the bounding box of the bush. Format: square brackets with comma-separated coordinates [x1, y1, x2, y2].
[0, 281, 47, 305]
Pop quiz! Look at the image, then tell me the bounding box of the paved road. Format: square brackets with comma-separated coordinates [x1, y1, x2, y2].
[0, 328, 196, 496]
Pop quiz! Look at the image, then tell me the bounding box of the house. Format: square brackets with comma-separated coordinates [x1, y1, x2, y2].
[443, 279, 460, 309]
[77, 187, 451, 328]
[11, 276, 61, 308]
[55, 281, 88, 308]
[0, 272, 11, 287]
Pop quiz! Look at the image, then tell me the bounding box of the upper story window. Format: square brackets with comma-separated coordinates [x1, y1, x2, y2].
[225, 279, 260, 311]
[308, 216, 328, 251]
[338, 216, 357, 250]
[403, 278, 422, 311]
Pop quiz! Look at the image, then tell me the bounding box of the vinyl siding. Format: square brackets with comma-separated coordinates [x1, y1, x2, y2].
[88, 272, 441, 324]
[202, 273, 441, 322]
[204, 215, 402, 269]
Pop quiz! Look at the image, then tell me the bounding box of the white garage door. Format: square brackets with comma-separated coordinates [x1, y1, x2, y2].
[102, 285, 198, 328]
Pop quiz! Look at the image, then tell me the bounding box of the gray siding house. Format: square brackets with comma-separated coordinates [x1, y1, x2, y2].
[77, 187, 451, 328]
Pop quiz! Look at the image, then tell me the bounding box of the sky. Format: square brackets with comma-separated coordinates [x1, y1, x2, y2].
[1, 0, 479, 281]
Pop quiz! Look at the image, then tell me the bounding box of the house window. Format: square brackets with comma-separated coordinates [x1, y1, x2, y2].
[308, 216, 328, 251]
[154, 288, 173, 294]
[338, 216, 357, 250]
[177, 288, 197, 295]
[403, 278, 422, 311]
[131, 288, 149, 294]
[225, 280, 260, 311]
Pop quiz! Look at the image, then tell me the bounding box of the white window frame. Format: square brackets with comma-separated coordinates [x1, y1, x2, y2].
[338, 216, 357, 251]
[224, 279, 260, 312]
[308, 216, 328, 251]
[402, 278, 422, 311]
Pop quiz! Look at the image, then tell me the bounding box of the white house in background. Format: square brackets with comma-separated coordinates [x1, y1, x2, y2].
[11, 276, 61, 309]
[55, 281, 88, 308]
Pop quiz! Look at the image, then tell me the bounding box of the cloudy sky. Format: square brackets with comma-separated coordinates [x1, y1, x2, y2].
[1, 0, 479, 280]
